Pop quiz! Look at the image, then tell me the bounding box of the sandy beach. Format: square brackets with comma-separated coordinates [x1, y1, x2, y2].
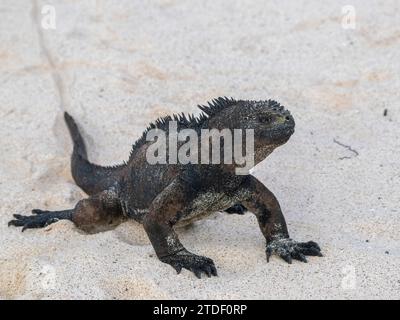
[0, 0, 399, 299]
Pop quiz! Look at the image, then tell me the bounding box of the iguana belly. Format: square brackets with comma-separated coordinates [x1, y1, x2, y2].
[177, 191, 237, 226]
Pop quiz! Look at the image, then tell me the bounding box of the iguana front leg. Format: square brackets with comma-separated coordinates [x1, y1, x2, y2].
[143, 180, 217, 279]
[242, 176, 322, 264]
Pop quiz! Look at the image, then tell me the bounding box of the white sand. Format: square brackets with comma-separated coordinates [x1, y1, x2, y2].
[0, 0, 399, 299]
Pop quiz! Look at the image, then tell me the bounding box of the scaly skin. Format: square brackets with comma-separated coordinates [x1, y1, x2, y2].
[8, 97, 322, 278]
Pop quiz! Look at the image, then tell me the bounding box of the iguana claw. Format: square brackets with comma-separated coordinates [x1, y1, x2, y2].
[160, 250, 218, 279]
[266, 238, 323, 264]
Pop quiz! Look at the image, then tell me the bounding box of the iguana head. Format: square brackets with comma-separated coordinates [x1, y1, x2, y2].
[203, 98, 295, 164]
[231, 100, 295, 163]
[234, 99, 294, 141]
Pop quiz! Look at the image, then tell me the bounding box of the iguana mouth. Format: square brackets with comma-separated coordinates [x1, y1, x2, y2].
[261, 123, 295, 143]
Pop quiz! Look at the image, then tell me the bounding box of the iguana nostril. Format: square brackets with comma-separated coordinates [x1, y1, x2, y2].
[285, 116, 291, 121]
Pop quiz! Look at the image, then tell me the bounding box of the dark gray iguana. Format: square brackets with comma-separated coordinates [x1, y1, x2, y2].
[8, 97, 322, 278]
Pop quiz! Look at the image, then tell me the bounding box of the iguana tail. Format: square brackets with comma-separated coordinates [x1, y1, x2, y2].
[64, 112, 125, 195]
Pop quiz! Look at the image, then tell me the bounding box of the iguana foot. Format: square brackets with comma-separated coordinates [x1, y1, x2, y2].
[160, 249, 218, 279]
[8, 209, 72, 231]
[225, 203, 247, 215]
[266, 238, 322, 264]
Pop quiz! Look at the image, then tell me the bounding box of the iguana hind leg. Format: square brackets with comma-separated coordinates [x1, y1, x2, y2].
[9, 209, 73, 232]
[8, 189, 125, 233]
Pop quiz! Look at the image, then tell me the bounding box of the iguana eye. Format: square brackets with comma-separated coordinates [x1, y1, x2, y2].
[258, 115, 273, 123]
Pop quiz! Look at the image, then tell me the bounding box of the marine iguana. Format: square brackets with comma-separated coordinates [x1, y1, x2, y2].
[8, 97, 322, 278]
